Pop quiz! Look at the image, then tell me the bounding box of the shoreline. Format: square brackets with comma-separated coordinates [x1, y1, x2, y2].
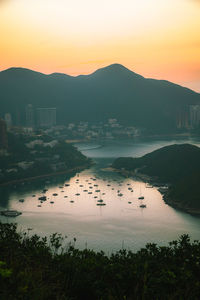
[0, 164, 91, 187]
[112, 167, 200, 217]
[164, 195, 200, 217]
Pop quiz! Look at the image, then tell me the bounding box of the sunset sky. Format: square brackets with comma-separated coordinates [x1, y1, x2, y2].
[0, 0, 200, 91]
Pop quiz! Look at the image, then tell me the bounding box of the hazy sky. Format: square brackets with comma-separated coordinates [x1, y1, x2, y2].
[0, 0, 200, 91]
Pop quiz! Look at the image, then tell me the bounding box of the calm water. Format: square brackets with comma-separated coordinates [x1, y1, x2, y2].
[0, 136, 200, 253]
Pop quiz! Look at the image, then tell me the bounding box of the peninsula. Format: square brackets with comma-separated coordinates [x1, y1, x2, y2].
[112, 144, 200, 215]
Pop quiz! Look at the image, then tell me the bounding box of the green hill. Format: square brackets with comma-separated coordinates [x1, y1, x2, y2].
[112, 144, 200, 213]
[0, 64, 200, 133]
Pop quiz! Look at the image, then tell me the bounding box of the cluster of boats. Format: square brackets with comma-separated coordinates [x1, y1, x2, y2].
[7, 174, 148, 211]
[30, 175, 147, 208]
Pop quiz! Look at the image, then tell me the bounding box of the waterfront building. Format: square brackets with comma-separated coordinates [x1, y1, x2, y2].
[176, 106, 190, 129]
[189, 105, 200, 128]
[26, 104, 35, 128]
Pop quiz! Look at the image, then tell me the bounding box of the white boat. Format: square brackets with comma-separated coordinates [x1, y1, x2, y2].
[1, 210, 22, 217]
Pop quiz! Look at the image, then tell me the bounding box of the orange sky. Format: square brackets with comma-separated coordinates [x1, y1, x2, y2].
[0, 0, 200, 92]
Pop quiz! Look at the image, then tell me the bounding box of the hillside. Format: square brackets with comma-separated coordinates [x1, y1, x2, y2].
[112, 144, 200, 213]
[0, 64, 200, 132]
[0, 133, 91, 185]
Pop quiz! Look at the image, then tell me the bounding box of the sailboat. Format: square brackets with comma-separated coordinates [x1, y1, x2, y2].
[96, 191, 106, 206]
[138, 184, 144, 200]
[139, 203, 146, 208]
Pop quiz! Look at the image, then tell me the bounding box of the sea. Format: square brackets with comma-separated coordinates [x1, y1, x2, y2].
[0, 136, 200, 254]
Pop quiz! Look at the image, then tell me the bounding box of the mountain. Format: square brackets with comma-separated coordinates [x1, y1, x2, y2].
[112, 143, 200, 213]
[0, 64, 200, 132]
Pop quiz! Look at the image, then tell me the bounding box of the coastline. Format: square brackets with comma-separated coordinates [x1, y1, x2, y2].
[164, 195, 200, 217]
[112, 166, 200, 217]
[0, 163, 91, 187]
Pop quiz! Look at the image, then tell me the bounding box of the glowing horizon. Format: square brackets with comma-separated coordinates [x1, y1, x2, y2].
[0, 0, 200, 92]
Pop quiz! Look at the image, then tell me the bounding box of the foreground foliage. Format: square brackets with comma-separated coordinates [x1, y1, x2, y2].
[0, 223, 200, 300]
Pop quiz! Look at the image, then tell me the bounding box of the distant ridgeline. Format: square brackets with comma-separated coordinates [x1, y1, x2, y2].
[0, 64, 200, 133]
[0, 133, 91, 185]
[112, 144, 200, 213]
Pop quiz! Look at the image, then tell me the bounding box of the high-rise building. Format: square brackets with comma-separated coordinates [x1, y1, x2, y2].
[176, 106, 190, 129]
[4, 113, 12, 129]
[0, 118, 8, 149]
[189, 105, 200, 128]
[37, 108, 56, 128]
[26, 104, 35, 128]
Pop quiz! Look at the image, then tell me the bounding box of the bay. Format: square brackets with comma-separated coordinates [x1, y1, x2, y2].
[0, 136, 200, 253]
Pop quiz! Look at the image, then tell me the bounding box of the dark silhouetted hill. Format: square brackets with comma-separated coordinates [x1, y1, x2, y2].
[112, 144, 200, 212]
[0, 64, 200, 132]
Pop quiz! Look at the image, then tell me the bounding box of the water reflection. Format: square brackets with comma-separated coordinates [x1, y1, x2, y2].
[0, 137, 200, 253]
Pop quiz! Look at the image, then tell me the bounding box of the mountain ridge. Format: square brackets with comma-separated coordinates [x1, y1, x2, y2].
[1, 64, 198, 94]
[0, 64, 200, 131]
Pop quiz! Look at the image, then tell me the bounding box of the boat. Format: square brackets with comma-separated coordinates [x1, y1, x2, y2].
[139, 204, 146, 208]
[38, 196, 47, 200]
[146, 183, 153, 188]
[1, 210, 22, 217]
[138, 185, 144, 200]
[96, 203, 106, 206]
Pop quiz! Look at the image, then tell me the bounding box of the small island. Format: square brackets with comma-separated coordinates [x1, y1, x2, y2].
[0, 132, 92, 186]
[112, 144, 200, 215]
